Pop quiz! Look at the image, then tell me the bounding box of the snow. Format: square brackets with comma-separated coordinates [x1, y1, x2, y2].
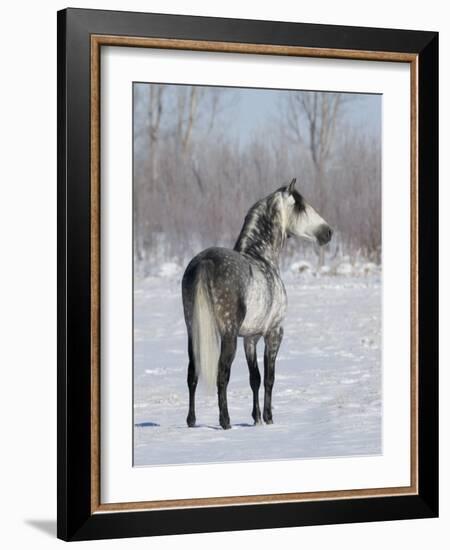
[335, 262, 353, 275]
[158, 261, 182, 278]
[290, 260, 313, 274]
[133, 270, 382, 466]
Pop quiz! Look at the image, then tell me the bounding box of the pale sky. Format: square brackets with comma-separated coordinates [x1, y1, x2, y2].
[234, 87, 381, 142]
[134, 83, 381, 147]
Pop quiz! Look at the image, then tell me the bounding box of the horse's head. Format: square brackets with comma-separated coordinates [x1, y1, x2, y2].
[281, 178, 333, 246]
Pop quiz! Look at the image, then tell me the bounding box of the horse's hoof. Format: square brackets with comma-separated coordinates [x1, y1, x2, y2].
[219, 414, 231, 429]
[264, 417, 273, 425]
[186, 416, 196, 427]
[254, 419, 262, 426]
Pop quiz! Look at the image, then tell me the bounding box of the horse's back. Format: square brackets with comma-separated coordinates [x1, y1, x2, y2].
[182, 247, 250, 290]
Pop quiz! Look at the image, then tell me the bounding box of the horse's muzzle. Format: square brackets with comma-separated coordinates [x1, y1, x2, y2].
[315, 224, 333, 246]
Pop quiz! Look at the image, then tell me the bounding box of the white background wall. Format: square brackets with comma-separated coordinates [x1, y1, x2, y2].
[0, 1, 447, 548]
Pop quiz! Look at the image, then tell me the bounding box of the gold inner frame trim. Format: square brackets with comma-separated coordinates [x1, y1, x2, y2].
[90, 34, 419, 514]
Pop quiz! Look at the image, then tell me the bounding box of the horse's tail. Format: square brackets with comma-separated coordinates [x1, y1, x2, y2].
[192, 264, 220, 391]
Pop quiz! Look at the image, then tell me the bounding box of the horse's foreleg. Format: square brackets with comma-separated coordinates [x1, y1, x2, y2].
[263, 326, 283, 424]
[186, 337, 198, 427]
[217, 335, 237, 430]
[244, 335, 262, 425]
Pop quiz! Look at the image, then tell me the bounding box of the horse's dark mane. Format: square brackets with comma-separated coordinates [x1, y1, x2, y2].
[234, 191, 286, 266]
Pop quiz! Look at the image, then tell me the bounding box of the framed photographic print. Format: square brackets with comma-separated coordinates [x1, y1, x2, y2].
[57, 8, 438, 541]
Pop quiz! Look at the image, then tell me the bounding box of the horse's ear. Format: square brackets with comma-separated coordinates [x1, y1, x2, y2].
[288, 178, 297, 194]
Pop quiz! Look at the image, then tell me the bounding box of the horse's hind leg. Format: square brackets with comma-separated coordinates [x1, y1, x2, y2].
[217, 335, 237, 430]
[263, 326, 283, 424]
[244, 336, 262, 425]
[186, 337, 198, 427]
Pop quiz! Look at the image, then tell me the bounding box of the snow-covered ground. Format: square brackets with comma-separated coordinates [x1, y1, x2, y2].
[133, 266, 381, 466]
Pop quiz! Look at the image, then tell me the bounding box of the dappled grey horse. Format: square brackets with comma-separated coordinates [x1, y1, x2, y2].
[182, 179, 333, 429]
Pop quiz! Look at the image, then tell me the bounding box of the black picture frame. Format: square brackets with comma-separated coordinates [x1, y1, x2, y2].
[57, 7, 438, 541]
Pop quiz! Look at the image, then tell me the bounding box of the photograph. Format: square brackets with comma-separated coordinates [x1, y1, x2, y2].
[132, 83, 382, 466]
[54, 6, 438, 541]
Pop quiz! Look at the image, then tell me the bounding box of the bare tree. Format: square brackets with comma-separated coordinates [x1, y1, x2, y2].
[133, 84, 381, 274]
[175, 87, 204, 155]
[282, 91, 347, 266]
[285, 92, 343, 179]
[134, 85, 166, 261]
[148, 85, 166, 179]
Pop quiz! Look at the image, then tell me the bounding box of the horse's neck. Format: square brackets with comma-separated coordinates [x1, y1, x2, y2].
[234, 201, 285, 269]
